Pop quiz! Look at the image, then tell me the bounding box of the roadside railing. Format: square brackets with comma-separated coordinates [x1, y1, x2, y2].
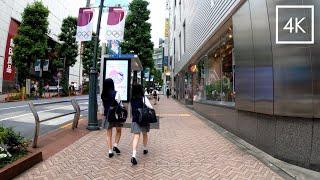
[28, 99, 88, 148]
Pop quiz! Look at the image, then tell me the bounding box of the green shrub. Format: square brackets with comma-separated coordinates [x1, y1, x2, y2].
[0, 125, 29, 168]
[83, 82, 89, 94]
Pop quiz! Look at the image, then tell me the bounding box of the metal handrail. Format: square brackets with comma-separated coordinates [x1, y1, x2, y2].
[28, 99, 87, 148]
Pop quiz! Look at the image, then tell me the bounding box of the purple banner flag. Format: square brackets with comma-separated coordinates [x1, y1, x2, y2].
[76, 8, 94, 42]
[104, 7, 126, 41]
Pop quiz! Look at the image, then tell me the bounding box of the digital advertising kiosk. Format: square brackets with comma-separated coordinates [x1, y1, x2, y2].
[99, 54, 143, 114]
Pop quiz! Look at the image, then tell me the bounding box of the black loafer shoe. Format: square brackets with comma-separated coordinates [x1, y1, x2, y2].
[109, 152, 114, 158]
[113, 147, 121, 154]
[143, 150, 148, 155]
[131, 157, 137, 165]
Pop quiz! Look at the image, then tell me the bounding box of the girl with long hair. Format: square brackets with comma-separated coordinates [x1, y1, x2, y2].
[101, 78, 123, 158]
[130, 84, 152, 165]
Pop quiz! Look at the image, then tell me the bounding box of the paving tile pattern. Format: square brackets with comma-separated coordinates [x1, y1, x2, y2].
[17, 97, 283, 180]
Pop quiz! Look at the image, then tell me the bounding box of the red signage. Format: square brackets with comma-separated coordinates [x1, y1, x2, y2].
[3, 19, 19, 81]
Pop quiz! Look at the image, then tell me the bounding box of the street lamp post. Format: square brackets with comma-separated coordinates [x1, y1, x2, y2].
[87, 0, 105, 130]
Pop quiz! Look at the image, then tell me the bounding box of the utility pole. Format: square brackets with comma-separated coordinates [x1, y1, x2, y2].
[87, 0, 104, 130]
[86, 0, 90, 7]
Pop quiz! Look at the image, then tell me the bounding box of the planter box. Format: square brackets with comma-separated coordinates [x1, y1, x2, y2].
[0, 151, 43, 180]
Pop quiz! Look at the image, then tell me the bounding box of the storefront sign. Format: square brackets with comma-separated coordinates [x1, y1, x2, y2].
[144, 68, 150, 79]
[35, 59, 41, 72]
[164, 18, 169, 38]
[104, 59, 130, 101]
[3, 19, 18, 81]
[163, 56, 169, 66]
[43, 59, 49, 71]
[164, 66, 169, 74]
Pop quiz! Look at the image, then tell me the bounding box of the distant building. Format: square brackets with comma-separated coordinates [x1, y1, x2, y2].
[153, 47, 164, 72]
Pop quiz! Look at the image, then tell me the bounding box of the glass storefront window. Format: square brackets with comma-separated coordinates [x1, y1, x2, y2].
[184, 73, 192, 101]
[194, 25, 235, 104]
[193, 60, 205, 102]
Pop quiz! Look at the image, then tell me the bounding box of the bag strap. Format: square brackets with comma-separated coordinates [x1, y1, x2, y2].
[142, 96, 146, 109]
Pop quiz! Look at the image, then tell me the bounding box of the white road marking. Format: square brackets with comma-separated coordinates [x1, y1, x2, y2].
[0, 105, 28, 111]
[0, 104, 74, 121]
[0, 99, 89, 111]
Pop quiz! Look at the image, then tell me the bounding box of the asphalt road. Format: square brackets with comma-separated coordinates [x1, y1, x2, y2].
[0, 95, 95, 140]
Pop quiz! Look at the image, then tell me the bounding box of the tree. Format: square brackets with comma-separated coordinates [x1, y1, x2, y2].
[57, 17, 78, 94]
[152, 68, 163, 86]
[82, 33, 101, 77]
[121, 0, 154, 69]
[13, 1, 49, 86]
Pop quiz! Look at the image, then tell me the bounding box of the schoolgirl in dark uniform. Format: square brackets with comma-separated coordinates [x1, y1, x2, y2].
[101, 79, 123, 158]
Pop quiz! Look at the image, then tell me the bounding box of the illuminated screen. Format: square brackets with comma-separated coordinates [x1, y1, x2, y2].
[105, 60, 129, 101]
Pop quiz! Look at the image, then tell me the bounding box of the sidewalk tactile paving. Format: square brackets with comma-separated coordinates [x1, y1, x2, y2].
[16, 97, 283, 179]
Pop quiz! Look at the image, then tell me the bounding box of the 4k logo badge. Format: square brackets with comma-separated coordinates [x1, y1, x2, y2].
[276, 5, 314, 44]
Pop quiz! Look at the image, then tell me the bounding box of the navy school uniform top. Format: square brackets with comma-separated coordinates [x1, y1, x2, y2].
[102, 91, 117, 116]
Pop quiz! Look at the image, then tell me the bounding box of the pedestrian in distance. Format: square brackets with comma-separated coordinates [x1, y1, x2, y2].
[166, 88, 170, 99]
[130, 84, 152, 165]
[152, 89, 158, 105]
[101, 78, 123, 158]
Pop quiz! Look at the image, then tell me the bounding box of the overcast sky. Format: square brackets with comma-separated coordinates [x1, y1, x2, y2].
[148, 0, 167, 48]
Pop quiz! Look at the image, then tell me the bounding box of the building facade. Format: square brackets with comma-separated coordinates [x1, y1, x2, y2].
[153, 47, 164, 72]
[0, 0, 84, 93]
[170, 0, 320, 171]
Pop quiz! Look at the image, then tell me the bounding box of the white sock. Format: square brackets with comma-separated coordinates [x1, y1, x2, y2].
[108, 149, 113, 154]
[132, 150, 137, 158]
[113, 143, 118, 148]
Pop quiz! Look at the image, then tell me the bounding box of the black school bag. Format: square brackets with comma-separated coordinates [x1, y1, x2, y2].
[137, 97, 157, 125]
[107, 92, 128, 123]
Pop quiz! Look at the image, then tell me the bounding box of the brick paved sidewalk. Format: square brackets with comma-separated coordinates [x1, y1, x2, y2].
[17, 97, 283, 180]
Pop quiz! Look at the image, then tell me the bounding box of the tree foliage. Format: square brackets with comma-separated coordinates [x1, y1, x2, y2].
[58, 17, 78, 67]
[152, 68, 163, 86]
[57, 17, 78, 94]
[121, 0, 154, 69]
[13, 1, 49, 85]
[82, 33, 101, 76]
